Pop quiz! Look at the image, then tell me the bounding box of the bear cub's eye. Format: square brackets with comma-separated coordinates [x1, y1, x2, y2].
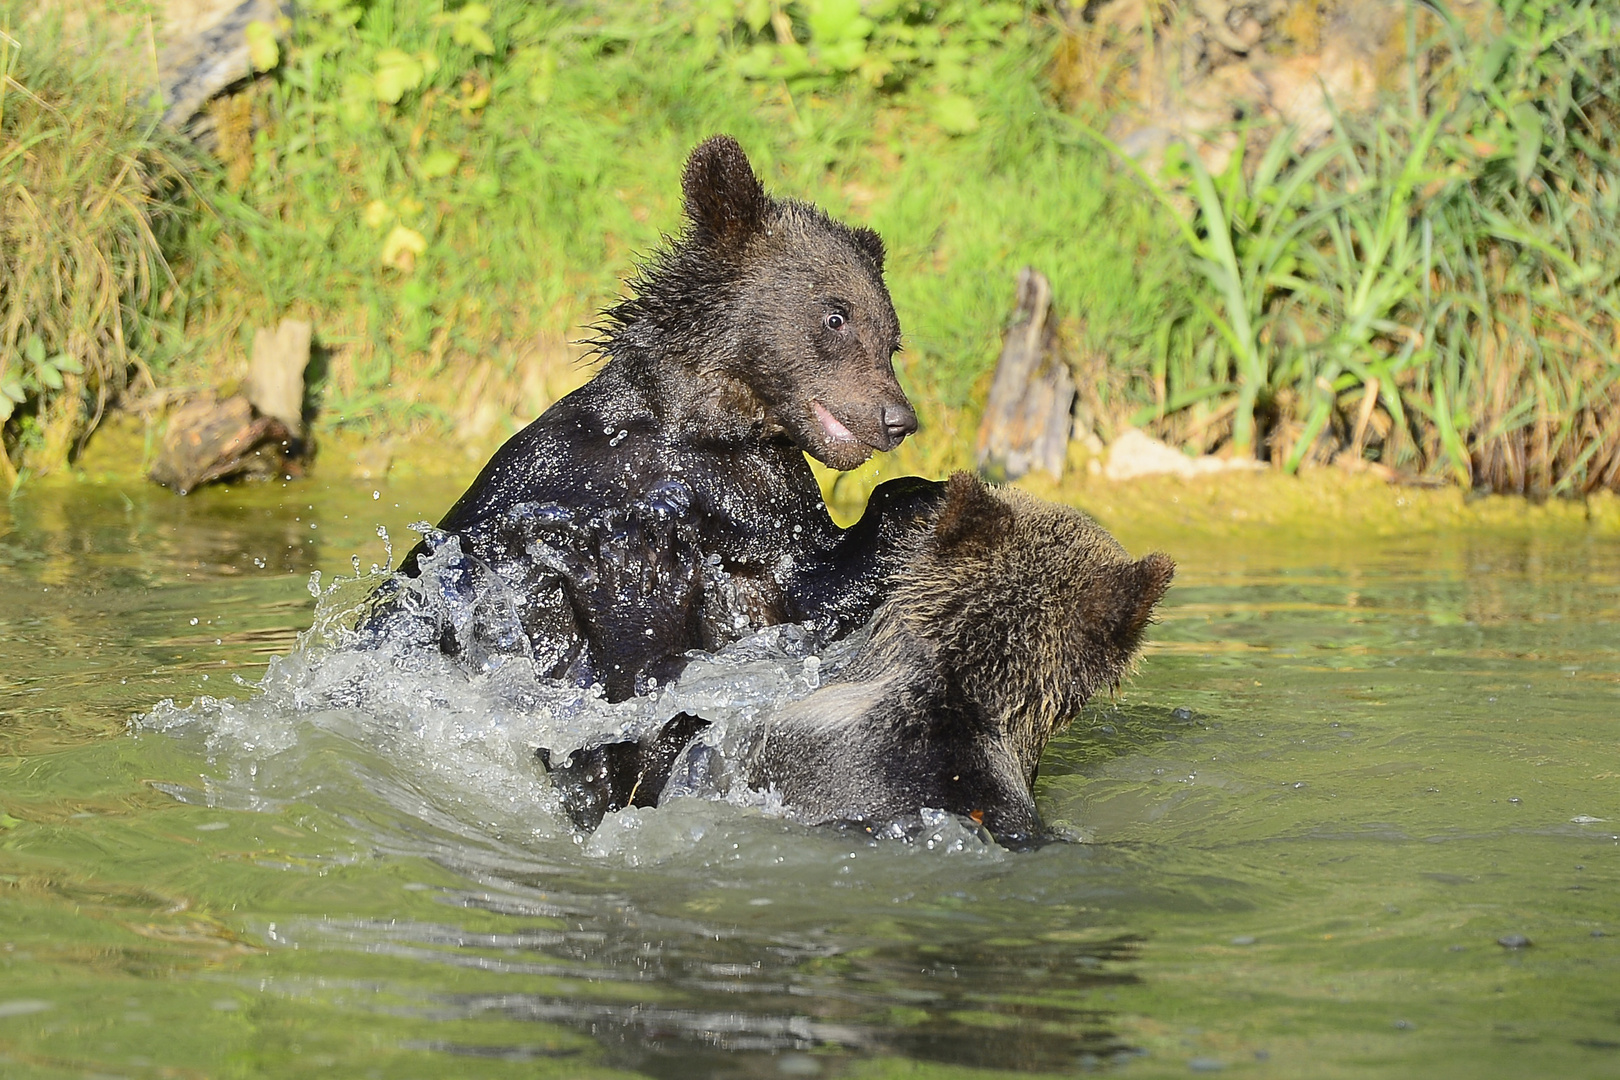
[823, 312, 846, 331]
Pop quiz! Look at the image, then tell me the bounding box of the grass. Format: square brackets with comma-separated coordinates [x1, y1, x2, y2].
[0, 12, 209, 485]
[10, 0, 1620, 498]
[1098, 0, 1620, 495]
[185, 0, 1192, 483]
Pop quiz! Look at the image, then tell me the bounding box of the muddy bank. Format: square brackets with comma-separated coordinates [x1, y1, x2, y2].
[69, 410, 1620, 554]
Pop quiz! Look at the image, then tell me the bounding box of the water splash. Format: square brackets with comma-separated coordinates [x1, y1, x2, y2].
[138, 530, 993, 866]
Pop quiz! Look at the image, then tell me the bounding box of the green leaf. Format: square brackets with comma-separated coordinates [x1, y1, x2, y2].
[808, 0, 870, 44]
[38, 364, 63, 390]
[373, 49, 425, 104]
[339, 71, 375, 127]
[418, 148, 460, 180]
[933, 94, 979, 136]
[821, 38, 866, 71]
[244, 20, 280, 73]
[50, 354, 82, 375]
[1, 380, 24, 405]
[24, 334, 44, 366]
[517, 46, 558, 105]
[1511, 102, 1542, 184]
[742, 0, 771, 33]
[732, 43, 778, 78]
[1474, 36, 1515, 89]
[379, 225, 427, 271]
[443, 4, 494, 54]
[400, 280, 435, 312]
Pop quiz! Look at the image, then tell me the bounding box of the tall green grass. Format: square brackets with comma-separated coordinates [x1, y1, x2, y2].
[1107, 0, 1620, 495]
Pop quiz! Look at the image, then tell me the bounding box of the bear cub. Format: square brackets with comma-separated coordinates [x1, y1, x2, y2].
[542, 473, 1175, 846]
[365, 135, 942, 701]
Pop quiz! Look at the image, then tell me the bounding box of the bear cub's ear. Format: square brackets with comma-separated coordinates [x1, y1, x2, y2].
[1122, 552, 1176, 638]
[850, 225, 885, 272]
[932, 471, 1014, 556]
[682, 135, 768, 252]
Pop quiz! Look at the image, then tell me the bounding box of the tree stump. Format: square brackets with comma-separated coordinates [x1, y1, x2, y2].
[246, 318, 311, 437]
[975, 267, 1077, 482]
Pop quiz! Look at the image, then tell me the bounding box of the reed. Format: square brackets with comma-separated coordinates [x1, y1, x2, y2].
[1100, 0, 1620, 494]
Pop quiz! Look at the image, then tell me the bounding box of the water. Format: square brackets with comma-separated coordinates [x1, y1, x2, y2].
[2, 477, 1619, 1079]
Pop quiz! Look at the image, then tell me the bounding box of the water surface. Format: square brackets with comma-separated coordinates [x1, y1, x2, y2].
[2, 477, 1617, 1079]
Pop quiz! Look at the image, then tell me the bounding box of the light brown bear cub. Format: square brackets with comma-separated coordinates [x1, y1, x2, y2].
[543, 473, 1175, 846]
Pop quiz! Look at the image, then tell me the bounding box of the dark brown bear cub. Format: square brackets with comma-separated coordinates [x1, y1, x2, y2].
[544, 474, 1174, 846]
[365, 136, 942, 699]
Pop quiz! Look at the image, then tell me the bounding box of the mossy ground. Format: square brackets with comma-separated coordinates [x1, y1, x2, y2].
[71, 406, 1620, 552]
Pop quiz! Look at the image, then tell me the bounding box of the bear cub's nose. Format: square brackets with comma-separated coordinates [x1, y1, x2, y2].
[881, 404, 918, 448]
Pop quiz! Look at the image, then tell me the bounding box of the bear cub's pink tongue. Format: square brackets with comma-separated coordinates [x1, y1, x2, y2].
[812, 400, 857, 444]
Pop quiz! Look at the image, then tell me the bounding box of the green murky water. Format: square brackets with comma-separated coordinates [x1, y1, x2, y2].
[2, 478, 1618, 1079]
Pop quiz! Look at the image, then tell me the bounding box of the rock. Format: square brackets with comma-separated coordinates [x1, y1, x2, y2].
[149, 394, 295, 494]
[1075, 0, 1410, 173]
[1104, 428, 1268, 481]
[1259, 42, 1379, 149]
[975, 267, 1077, 482]
[246, 318, 310, 436]
[352, 439, 394, 481]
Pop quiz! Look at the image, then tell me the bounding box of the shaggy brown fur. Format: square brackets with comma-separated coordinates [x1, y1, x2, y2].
[854, 473, 1177, 789]
[542, 473, 1175, 844]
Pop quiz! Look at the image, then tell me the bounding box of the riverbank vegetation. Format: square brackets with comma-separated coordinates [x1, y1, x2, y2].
[0, 20, 213, 487]
[5, 0, 1620, 499]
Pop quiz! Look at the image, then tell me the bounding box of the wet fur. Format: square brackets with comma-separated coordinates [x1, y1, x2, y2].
[366, 136, 940, 700]
[545, 474, 1175, 844]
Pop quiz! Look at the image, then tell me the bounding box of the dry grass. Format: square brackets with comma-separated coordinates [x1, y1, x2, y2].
[0, 16, 199, 482]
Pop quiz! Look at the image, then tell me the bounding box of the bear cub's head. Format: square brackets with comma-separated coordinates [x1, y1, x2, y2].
[874, 472, 1175, 784]
[603, 135, 917, 470]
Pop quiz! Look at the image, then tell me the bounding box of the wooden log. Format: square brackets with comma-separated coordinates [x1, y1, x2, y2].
[149, 394, 294, 495]
[975, 267, 1077, 482]
[158, 0, 291, 129]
